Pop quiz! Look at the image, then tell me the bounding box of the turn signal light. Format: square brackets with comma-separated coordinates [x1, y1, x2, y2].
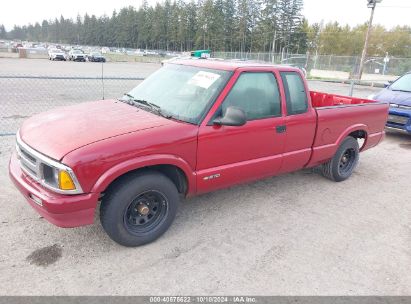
[58, 171, 76, 190]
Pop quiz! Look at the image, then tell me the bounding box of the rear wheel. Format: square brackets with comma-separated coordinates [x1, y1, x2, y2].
[321, 136, 359, 182]
[100, 171, 180, 247]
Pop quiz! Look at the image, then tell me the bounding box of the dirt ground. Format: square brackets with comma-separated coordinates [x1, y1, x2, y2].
[0, 58, 410, 295]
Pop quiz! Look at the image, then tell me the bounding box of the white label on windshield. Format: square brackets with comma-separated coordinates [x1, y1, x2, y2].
[188, 71, 221, 89]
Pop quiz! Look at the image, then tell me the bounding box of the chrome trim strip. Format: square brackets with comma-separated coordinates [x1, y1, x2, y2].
[16, 131, 84, 195]
[389, 103, 411, 110]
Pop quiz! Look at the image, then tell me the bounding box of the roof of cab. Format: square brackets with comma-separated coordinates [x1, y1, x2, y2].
[171, 59, 301, 72]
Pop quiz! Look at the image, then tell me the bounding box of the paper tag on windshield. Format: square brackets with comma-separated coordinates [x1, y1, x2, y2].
[188, 71, 221, 89]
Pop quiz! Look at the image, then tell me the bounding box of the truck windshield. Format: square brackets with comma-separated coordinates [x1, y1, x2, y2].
[390, 73, 411, 92]
[125, 64, 230, 124]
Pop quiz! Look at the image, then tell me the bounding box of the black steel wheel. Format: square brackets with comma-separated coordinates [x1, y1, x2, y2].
[338, 148, 357, 176]
[123, 190, 169, 235]
[100, 171, 179, 247]
[321, 136, 359, 182]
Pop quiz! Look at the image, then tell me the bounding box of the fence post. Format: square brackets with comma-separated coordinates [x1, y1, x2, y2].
[101, 62, 105, 100]
[349, 79, 355, 97]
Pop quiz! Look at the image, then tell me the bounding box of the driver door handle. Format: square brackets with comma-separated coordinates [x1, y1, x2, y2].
[276, 125, 287, 133]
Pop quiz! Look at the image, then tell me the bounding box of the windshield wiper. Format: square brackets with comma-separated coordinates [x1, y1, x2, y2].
[391, 89, 411, 93]
[120, 94, 172, 119]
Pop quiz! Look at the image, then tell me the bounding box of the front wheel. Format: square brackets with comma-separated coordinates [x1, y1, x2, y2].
[321, 136, 359, 182]
[100, 171, 180, 247]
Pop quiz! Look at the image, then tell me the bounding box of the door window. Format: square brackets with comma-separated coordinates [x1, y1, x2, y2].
[220, 72, 282, 121]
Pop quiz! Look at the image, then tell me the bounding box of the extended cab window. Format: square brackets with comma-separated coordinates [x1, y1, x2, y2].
[221, 72, 281, 121]
[281, 72, 308, 115]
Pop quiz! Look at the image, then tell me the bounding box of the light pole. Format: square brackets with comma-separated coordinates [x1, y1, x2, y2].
[358, 0, 382, 80]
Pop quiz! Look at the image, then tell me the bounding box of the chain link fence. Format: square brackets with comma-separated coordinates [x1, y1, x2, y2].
[0, 75, 144, 140]
[214, 52, 411, 79]
[1, 52, 402, 146]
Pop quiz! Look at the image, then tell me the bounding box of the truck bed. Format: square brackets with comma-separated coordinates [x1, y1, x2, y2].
[310, 91, 376, 108]
[306, 91, 389, 168]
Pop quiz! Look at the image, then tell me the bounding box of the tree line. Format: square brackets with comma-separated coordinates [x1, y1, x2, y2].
[0, 0, 410, 57]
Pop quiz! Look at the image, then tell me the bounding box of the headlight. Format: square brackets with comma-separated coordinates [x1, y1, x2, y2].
[16, 131, 83, 195]
[41, 164, 77, 191]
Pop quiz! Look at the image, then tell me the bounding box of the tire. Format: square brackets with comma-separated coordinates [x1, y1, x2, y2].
[321, 136, 359, 182]
[100, 171, 180, 247]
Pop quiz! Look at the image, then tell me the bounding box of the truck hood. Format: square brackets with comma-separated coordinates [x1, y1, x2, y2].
[374, 88, 411, 106]
[19, 99, 172, 160]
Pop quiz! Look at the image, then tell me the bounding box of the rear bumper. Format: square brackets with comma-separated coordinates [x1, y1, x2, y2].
[9, 152, 99, 228]
[362, 131, 385, 152]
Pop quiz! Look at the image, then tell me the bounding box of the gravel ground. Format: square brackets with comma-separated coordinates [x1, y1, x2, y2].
[0, 59, 410, 296]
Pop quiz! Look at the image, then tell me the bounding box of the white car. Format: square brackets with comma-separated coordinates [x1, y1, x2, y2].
[68, 49, 86, 62]
[48, 49, 67, 61]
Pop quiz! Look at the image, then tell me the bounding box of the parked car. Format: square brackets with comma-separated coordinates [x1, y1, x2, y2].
[161, 56, 191, 66]
[369, 72, 411, 134]
[282, 64, 307, 78]
[48, 48, 67, 61]
[68, 49, 86, 62]
[86, 51, 106, 62]
[9, 60, 388, 247]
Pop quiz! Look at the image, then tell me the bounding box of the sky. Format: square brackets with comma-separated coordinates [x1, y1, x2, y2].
[1, 0, 410, 31]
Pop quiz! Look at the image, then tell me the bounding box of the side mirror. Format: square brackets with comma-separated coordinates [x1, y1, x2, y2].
[213, 106, 246, 127]
[384, 80, 393, 88]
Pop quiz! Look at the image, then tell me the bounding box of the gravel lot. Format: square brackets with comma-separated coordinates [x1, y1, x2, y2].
[0, 59, 410, 296]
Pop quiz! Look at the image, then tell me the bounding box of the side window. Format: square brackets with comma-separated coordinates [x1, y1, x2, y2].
[221, 72, 281, 121]
[281, 72, 308, 115]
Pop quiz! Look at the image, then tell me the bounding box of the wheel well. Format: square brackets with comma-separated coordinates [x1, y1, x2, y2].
[102, 165, 188, 196]
[348, 130, 367, 149]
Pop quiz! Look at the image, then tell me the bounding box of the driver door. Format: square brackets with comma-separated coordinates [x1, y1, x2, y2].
[196, 70, 286, 194]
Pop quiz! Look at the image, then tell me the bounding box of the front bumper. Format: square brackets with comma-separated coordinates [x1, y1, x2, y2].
[386, 108, 411, 133]
[9, 152, 99, 228]
[53, 55, 66, 60]
[91, 57, 105, 62]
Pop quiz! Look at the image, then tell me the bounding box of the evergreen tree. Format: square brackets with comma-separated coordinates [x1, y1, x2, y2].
[0, 24, 7, 39]
[4, 0, 410, 58]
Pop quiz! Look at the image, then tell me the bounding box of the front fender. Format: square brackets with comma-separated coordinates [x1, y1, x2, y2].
[90, 154, 197, 195]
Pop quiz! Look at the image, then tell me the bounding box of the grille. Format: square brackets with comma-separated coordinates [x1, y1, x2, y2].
[15, 135, 84, 194]
[387, 114, 409, 125]
[16, 142, 41, 181]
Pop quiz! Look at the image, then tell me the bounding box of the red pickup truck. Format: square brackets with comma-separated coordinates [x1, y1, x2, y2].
[9, 60, 388, 246]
